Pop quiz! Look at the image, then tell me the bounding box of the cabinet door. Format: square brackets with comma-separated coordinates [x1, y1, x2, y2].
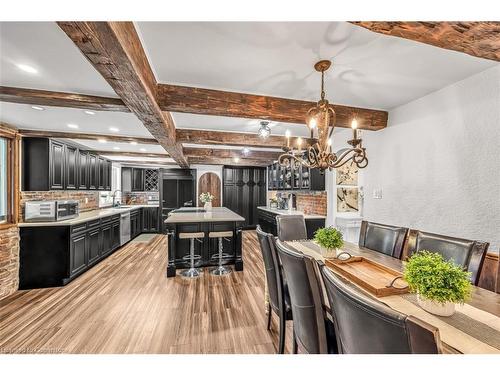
[77, 151, 89, 189]
[49, 140, 65, 190]
[98, 157, 105, 190]
[132, 168, 144, 191]
[65, 145, 78, 190]
[70, 233, 87, 276]
[142, 208, 151, 232]
[150, 207, 159, 232]
[178, 179, 194, 207]
[88, 154, 98, 190]
[101, 224, 112, 256]
[88, 228, 101, 264]
[106, 160, 112, 190]
[112, 220, 120, 250]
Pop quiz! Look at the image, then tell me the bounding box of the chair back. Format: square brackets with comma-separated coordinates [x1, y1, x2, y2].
[321, 267, 441, 354]
[275, 239, 329, 354]
[359, 221, 408, 258]
[276, 214, 307, 241]
[404, 229, 489, 285]
[256, 225, 284, 313]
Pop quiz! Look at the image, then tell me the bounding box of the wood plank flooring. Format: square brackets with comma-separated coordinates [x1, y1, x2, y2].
[0, 231, 292, 354]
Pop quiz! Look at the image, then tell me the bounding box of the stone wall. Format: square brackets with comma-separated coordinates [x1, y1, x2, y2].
[0, 226, 20, 299]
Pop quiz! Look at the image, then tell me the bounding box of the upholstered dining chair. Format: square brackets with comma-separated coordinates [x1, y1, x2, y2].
[321, 267, 442, 354]
[256, 225, 292, 354]
[275, 239, 337, 354]
[404, 229, 489, 285]
[358, 221, 408, 259]
[276, 214, 307, 242]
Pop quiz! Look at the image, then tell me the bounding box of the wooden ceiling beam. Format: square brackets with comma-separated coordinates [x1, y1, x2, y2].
[57, 22, 189, 167]
[350, 22, 500, 62]
[176, 129, 311, 149]
[0, 86, 129, 112]
[157, 84, 388, 130]
[188, 156, 269, 167]
[18, 129, 159, 144]
[184, 147, 281, 161]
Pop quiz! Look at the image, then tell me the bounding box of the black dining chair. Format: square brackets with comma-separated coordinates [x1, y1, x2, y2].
[276, 214, 307, 242]
[404, 229, 489, 285]
[321, 267, 442, 354]
[275, 239, 337, 354]
[358, 220, 408, 259]
[256, 225, 292, 354]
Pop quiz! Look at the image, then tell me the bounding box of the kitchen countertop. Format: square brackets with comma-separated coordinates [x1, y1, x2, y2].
[18, 204, 159, 227]
[164, 207, 245, 223]
[257, 206, 326, 219]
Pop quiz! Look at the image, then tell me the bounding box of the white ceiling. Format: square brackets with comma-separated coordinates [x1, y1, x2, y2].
[0, 102, 152, 137]
[0, 22, 117, 97]
[137, 21, 497, 110]
[69, 139, 166, 154]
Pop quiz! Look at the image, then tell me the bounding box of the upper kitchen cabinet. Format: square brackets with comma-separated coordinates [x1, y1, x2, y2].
[122, 167, 159, 192]
[267, 161, 325, 191]
[22, 137, 111, 191]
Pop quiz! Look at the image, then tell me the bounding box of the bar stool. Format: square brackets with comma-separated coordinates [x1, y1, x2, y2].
[209, 231, 233, 276]
[179, 232, 205, 278]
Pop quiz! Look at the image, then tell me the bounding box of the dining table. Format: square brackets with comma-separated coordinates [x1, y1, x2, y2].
[283, 239, 500, 354]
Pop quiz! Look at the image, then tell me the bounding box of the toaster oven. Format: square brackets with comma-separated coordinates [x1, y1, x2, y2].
[24, 200, 79, 222]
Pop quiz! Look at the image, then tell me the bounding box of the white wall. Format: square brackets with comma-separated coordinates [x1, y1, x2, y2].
[351, 65, 500, 251]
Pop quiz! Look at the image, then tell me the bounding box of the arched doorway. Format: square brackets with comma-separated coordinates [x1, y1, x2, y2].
[198, 172, 221, 207]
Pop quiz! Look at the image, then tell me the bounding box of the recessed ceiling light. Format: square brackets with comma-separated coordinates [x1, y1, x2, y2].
[242, 147, 250, 155]
[139, 148, 147, 152]
[84, 110, 96, 115]
[17, 64, 38, 74]
[109, 127, 119, 132]
[113, 147, 120, 150]
[233, 157, 240, 163]
[98, 139, 107, 143]
[129, 141, 138, 145]
[31, 106, 44, 111]
[67, 124, 79, 129]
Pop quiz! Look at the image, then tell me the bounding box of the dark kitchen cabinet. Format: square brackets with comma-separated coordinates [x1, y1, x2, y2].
[267, 161, 325, 191]
[112, 219, 121, 250]
[130, 209, 141, 239]
[132, 168, 145, 191]
[23, 137, 111, 192]
[87, 227, 101, 265]
[77, 150, 89, 189]
[70, 233, 87, 277]
[65, 145, 78, 190]
[257, 208, 325, 239]
[142, 207, 159, 233]
[101, 223, 113, 256]
[49, 140, 65, 190]
[223, 166, 266, 228]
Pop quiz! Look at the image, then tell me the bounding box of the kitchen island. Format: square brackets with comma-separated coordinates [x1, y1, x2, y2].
[164, 207, 245, 277]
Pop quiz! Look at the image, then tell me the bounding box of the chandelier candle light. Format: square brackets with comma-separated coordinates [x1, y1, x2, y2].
[278, 60, 368, 172]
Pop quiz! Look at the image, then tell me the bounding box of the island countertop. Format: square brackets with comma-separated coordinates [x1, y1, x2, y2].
[164, 207, 245, 223]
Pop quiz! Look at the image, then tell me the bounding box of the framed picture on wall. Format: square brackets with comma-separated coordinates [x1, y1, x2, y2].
[337, 187, 359, 213]
[336, 160, 358, 185]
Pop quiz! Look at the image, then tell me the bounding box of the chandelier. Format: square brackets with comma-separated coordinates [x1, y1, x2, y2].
[278, 60, 368, 172]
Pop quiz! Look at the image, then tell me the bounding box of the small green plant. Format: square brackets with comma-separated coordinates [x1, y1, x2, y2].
[314, 227, 344, 250]
[403, 251, 472, 304]
[199, 192, 214, 203]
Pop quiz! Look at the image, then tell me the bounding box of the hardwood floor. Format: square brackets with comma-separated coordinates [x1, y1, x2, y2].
[0, 231, 292, 354]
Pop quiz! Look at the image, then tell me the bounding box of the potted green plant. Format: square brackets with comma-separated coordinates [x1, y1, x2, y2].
[403, 251, 472, 316]
[314, 227, 344, 258]
[199, 192, 215, 211]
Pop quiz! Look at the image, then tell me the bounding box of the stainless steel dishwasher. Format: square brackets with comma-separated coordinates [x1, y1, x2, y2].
[120, 211, 131, 245]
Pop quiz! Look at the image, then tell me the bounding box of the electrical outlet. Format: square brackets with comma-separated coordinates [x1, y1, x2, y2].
[85, 198, 89, 204]
[373, 189, 382, 199]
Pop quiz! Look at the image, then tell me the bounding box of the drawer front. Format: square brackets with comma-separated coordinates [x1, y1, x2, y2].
[87, 219, 101, 229]
[101, 215, 113, 224]
[71, 223, 87, 234]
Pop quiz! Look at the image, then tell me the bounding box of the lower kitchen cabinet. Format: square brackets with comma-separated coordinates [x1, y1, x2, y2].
[130, 209, 142, 239]
[257, 208, 325, 239]
[142, 207, 159, 233]
[87, 227, 101, 265]
[69, 232, 87, 277]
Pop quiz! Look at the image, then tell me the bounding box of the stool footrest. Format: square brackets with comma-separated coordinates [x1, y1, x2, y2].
[182, 254, 202, 261]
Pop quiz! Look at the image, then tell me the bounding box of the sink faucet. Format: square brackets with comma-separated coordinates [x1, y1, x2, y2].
[112, 190, 122, 207]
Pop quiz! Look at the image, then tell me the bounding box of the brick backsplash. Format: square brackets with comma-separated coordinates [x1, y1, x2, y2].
[123, 192, 159, 205]
[19, 191, 100, 222]
[267, 191, 327, 216]
[0, 226, 20, 300]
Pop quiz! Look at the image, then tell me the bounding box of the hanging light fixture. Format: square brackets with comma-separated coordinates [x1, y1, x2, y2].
[258, 121, 271, 138]
[278, 60, 368, 172]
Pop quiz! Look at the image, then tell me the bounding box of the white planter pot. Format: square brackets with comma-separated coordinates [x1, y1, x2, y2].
[320, 247, 338, 258]
[204, 201, 212, 211]
[417, 294, 456, 316]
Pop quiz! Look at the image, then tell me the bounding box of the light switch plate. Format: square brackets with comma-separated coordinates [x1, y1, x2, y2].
[373, 189, 382, 199]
